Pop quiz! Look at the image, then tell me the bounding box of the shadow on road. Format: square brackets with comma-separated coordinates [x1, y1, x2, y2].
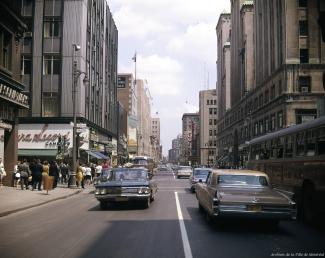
[88, 202, 149, 211]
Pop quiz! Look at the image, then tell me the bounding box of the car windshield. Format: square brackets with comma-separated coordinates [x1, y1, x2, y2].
[194, 169, 210, 177]
[110, 169, 148, 181]
[133, 159, 148, 165]
[217, 175, 268, 186]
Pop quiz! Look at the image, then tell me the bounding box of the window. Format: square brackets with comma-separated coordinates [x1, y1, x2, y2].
[259, 94, 263, 107]
[285, 136, 293, 158]
[43, 56, 60, 75]
[42, 92, 59, 117]
[298, 76, 311, 93]
[299, 20, 308, 36]
[271, 114, 276, 131]
[300, 49, 309, 63]
[213, 100, 217, 105]
[265, 90, 269, 104]
[207, 100, 209, 105]
[295, 109, 316, 124]
[306, 130, 316, 156]
[209, 119, 212, 125]
[278, 112, 283, 128]
[1, 29, 12, 70]
[271, 85, 275, 100]
[298, 0, 307, 8]
[254, 122, 258, 136]
[44, 20, 61, 37]
[209, 108, 213, 115]
[278, 80, 282, 95]
[209, 130, 212, 136]
[296, 132, 305, 156]
[214, 108, 217, 115]
[21, 57, 32, 74]
[259, 120, 264, 134]
[214, 119, 217, 125]
[265, 117, 269, 132]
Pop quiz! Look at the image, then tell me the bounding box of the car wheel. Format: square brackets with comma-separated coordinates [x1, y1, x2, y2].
[302, 183, 316, 223]
[100, 201, 107, 210]
[198, 202, 204, 213]
[143, 197, 151, 209]
[150, 191, 155, 202]
[191, 187, 195, 193]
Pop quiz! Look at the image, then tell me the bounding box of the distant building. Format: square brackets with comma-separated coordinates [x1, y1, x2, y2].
[181, 113, 200, 166]
[199, 89, 217, 166]
[151, 117, 161, 161]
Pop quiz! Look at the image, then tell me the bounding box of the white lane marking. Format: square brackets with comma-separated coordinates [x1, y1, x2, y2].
[173, 172, 176, 179]
[175, 192, 193, 258]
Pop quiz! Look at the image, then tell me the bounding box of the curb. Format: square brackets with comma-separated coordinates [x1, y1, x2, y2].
[0, 189, 83, 218]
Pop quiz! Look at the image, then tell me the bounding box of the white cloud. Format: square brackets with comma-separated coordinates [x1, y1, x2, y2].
[119, 54, 184, 96]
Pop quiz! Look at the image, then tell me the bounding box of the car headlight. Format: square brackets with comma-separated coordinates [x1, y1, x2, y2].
[138, 187, 150, 194]
[100, 188, 106, 195]
[95, 188, 100, 194]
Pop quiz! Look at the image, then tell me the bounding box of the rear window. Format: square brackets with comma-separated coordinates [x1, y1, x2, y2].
[194, 169, 210, 176]
[133, 159, 148, 165]
[217, 175, 268, 186]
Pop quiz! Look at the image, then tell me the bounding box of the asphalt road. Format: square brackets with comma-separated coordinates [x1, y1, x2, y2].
[0, 169, 324, 258]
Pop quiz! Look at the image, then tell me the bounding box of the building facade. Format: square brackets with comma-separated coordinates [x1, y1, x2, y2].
[199, 89, 217, 166]
[216, 13, 231, 119]
[216, 0, 325, 167]
[0, 0, 29, 185]
[18, 0, 118, 161]
[150, 117, 161, 161]
[181, 113, 200, 165]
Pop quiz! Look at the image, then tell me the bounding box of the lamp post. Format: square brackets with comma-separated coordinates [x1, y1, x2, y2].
[70, 44, 89, 188]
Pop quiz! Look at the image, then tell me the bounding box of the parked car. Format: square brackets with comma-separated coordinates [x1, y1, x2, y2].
[189, 168, 212, 192]
[175, 166, 192, 179]
[94, 167, 158, 209]
[195, 169, 297, 226]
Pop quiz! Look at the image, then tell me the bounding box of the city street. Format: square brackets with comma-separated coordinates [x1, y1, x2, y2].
[0, 170, 324, 258]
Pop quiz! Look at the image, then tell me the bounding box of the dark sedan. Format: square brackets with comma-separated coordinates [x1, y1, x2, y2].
[95, 168, 158, 209]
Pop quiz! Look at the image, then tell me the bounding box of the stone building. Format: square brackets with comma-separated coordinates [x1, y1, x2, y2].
[0, 0, 29, 185]
[150, 117, 161, 162]
[199, 89, 217, 166]
[216, 0, 325, 167]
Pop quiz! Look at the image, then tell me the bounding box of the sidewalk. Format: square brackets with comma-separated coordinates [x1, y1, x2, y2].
[0, 184, 87, 217]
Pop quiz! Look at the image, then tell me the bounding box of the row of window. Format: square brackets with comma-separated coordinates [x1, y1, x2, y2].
[207, 99, 217, 105]
[250, 126, 325, 160]
[209, 108, 217, 115]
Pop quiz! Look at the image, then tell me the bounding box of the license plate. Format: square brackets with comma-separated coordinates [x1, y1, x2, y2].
[115, 197, 128, 202]
[247, 205, 262, 212]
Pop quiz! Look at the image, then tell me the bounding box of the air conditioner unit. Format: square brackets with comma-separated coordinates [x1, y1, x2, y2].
[23, 32, 32, 38]
[301, 87, 309, 93]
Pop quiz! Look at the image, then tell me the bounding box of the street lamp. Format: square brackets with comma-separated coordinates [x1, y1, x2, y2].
[70, 44, 89, 188]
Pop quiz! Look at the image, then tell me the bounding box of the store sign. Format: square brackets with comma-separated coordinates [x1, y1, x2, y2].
[17, 124, 89, 150]
[0, 83, 29, 108]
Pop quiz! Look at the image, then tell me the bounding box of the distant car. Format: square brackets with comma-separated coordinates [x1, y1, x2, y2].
[189, 168, 211, 192]
[156, 166, 171, 173]
[195, 169, 297, 226]
[94, 168, 158, 209]
[131, 156, 155, 177]
[175, 166, 192, 179]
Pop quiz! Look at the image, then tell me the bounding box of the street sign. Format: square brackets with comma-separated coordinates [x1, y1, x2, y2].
[76, 123, 87, 128]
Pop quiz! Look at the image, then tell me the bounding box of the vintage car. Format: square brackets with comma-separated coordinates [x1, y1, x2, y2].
[195, 169, 297, 226]
[94, 167, 158, 209]
[175, 166, 193, 179]
[189, 168, 212, 193]
[131, 156, 155, 177]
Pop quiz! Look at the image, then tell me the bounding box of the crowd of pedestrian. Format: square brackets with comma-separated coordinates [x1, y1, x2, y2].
[11, 159, 110, 191]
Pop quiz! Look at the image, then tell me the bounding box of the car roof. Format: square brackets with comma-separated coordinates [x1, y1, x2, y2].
[211, 169, 267, 177]
[194, 167, 212, 171]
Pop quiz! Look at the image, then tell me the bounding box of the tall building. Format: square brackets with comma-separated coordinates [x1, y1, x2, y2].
[151, 117, 161, 161]
[136, 79, 151, 156]
[0, 0, 28, 185]
[216, 12, 231, 119]
[199, 89, 217, 166]
[168, 135, 181, 164]
[216, 0, 325, 167]
[18, 0, 118, 161]
[117, 73, 138, 158]
[181, 113, 200, 165]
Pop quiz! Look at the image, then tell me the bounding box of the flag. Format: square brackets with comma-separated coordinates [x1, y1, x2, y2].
[132, 52, 137, 62]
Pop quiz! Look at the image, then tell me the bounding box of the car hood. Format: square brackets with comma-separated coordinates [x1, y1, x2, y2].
[217, 186, 291, 205]
[97, 180, 149, 187]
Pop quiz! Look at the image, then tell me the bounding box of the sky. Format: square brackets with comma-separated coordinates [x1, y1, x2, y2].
[107, 0, 231, 156]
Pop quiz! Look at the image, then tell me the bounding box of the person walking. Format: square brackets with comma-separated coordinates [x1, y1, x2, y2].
[60, 162, 68, 184]
[30, 159, 43, 191]
[84, 164, 92, 186]
[76, 165, 84, 189]
[49, 160, 60, 188]
[19, 159, 31, 190]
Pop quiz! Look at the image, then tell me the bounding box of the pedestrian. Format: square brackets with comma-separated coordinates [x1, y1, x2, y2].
[90, 163, 96, 181]
[84, 164, 92, 186]
[0, 158, 6, 184]
[13, 161, 21, 188]
[60, 162, 68, 184]
[49, 160, 60, 188]
[95, 162, 102, 177]
[19, 159, 31, 190]
[30, 159, 43, 191]
[76, 165, 84, 189]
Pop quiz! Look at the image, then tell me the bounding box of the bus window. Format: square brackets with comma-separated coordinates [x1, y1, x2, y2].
[285, 135, 293, 158]
[317, 127, 325, 155]
[306, 130, 316, 156]
[296, 132, 305, 156]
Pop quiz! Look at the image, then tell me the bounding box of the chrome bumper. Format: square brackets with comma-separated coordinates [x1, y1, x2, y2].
[95, 193, 150, 201]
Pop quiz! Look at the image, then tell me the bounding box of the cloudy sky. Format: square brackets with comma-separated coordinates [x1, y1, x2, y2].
[107, 0, 231, 156]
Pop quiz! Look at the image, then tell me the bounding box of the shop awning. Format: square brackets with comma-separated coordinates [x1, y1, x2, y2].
[18, 149, 58, 157]
[94, 151, 109, 160]
[85, 150, 103, 159]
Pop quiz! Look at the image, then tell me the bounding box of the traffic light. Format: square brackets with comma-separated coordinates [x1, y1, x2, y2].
[57, 136, 62, 154]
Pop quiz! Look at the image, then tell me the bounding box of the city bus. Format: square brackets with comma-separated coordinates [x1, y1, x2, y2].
[247, 116, 325, 222]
